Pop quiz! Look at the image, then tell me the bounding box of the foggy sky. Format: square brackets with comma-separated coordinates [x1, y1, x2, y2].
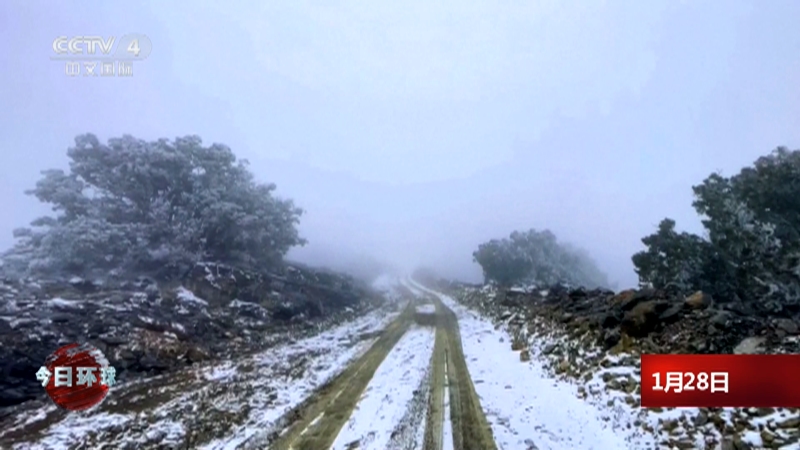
[1, 0, 799, 288]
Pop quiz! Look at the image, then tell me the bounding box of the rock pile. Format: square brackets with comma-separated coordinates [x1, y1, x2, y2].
[445, 281, 800, 356]
[440, 280, 800, 449]
[0, 262, 383, 413]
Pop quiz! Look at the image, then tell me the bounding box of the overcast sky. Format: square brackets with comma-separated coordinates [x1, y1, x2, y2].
[1, 0, 799, 287]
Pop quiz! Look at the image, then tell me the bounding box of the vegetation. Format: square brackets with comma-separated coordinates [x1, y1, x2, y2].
[3, 133, 305, 279]
[472, 228, 610, 288]
[633, 147, 800, 314]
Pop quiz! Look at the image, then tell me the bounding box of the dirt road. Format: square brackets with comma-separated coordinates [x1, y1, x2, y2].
[2, 279, 641, 450]
[253, 288, 497, 450]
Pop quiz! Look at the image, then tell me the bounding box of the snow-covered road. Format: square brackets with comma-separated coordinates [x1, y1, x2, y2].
[331, 325, 435, 450]
[6, 275, 666, 450]
[410, 279, 656, 450]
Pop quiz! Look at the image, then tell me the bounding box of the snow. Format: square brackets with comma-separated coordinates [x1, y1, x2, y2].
[3, 306, 400, 450]
[442, 354, 454, 450]
[45, 297, 81, 308]
[415, 304, 436, 314]
[410, 279, 652, 450]
[203, 308, 400, 449]
[331, 325, 435, 450]
[176, 287, 208, 306]
[202, 363, 237, 381]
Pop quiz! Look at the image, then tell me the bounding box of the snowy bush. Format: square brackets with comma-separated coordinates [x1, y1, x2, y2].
[3, 133, 306, 279]
[633, 147, 800, 313]
[472, 229, 610, 288]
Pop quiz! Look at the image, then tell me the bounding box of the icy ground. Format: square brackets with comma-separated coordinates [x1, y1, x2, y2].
[331, 324, 435, 450]
[1, 306, 400, 450]
[410, 279, 658, 450]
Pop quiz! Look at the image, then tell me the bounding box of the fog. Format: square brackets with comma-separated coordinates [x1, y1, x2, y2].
[2, 1, 798, 288]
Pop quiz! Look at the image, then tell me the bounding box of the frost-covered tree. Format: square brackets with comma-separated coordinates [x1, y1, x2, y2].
[472, 228, 610, 288]
[633, 147, 800, 313]
[631, 218, 726, 294]
[3, 134, 306, 278]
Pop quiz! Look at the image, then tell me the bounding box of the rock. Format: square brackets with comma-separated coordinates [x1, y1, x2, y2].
[50, 313, 71, 323]
[600, 311, 622, 328]
[775, 318, 798, 335]
[569, 288, 587, 299]
[693, 409, 708, 427]
[68, 277, 98, 293]
[685, 291, 712, 309]
[610, 289, 635, 305]
[621, 300, 669, 337]
[777, 416, 800, 429]
[101, 335, 128, 346]
[185, 346, 210, 364]
[734, 337, 766, 354]
[602, 329, 621, 349]
[610, 289, 654, 311]
[658, 303, 684, 323]
[710, 310, 732, 329]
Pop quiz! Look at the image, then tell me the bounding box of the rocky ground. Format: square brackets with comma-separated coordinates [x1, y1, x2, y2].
[1, 305, 401, 449]
[435, 280, 800, 450]
[0, 261, 384, 418]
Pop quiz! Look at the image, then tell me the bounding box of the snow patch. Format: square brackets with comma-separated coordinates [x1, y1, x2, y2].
[45, 297, 81, 308]
[414, 304, 436, 315]
[176, 287, 208, 306]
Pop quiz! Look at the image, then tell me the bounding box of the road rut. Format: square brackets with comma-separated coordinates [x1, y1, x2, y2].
[257, 288, 498, 450]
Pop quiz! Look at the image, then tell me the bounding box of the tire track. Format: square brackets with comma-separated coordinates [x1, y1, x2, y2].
[249, 303, 414, 450]
[257, 285, 498, 450]
[436, 298, 498, 450]
[423, 310, 446, 450]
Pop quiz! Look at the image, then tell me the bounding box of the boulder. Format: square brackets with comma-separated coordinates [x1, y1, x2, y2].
[685, 291, 713, 309]
[620, 300, 670, 337]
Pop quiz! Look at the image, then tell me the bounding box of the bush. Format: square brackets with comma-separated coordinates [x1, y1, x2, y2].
[3, 134, 306, 279]
[633, 147, 800, 314]
[472, 229, 610, 288]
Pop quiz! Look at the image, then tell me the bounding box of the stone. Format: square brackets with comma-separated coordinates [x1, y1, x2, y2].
[658, 303, 684, 322]
[621, 300, 669, 337]
[685, 291, 712, 309]
[775, 318, 798, 335]
[602, 329, 621, 349]
[777, 416, 800, 428]
[734, 337, 766, 354]
[693, 409, 708, 427]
